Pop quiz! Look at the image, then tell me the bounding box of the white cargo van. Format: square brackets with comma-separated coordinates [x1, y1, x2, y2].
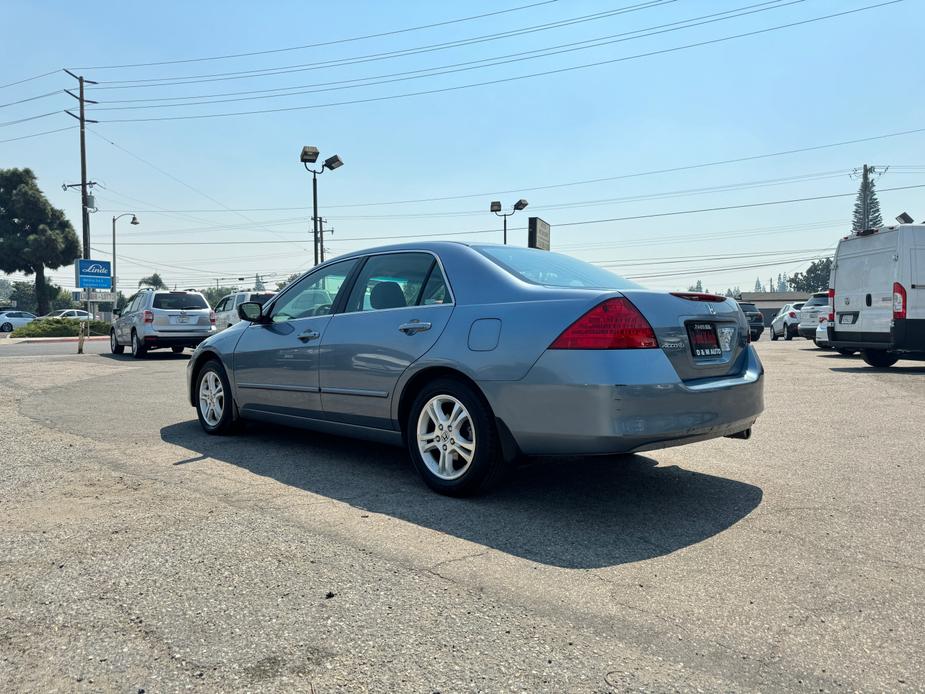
[827, 223, 925, 367]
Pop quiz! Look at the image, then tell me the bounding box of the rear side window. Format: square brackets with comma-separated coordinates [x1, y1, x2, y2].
[152, 293, 209, 310]
[250, 293, 275, 305]
[345, 253, 441, 312]
[474, 245, 641, 289]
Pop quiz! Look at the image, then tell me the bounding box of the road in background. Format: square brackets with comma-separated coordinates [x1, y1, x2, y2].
[1, 342, 923, 691]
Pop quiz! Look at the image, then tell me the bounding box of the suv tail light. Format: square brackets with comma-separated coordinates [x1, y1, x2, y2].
[549, 298, 657, 350]
[893, 282, 907, 320]
[827, 288, 835, 322]
[209, 310, 216, 325]
[143, 310, 154, 323]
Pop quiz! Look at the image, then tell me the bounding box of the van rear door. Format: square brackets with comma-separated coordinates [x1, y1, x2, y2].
[833, 231, 896, 339]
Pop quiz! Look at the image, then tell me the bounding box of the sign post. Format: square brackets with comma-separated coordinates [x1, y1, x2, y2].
[527, 217, 551, 250]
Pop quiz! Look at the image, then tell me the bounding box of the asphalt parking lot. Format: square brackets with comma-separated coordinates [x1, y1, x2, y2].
[1, 340, 923, 692]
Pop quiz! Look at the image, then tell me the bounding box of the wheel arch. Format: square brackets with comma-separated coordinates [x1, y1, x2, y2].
[395, 365, 520, 461]
[188, 348, 228, 406]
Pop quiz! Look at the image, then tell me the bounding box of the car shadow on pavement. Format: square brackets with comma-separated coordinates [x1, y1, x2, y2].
[160, 420, 762, 569]
[830, 365, 925, 374]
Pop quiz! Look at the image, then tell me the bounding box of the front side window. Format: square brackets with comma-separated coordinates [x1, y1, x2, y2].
[271, 259, 357, 323]
[345, 253, 440, 313]
[214, 298, 227, 312]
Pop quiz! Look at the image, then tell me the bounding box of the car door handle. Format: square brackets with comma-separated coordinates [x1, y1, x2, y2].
[298, 329, 320, 342]
[399, 321, 432, 335]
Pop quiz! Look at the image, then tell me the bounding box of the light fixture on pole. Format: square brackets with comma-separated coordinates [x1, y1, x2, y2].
[490, 198, 528, 245]
[112, 212, 139, 302]
[301, 146, 344, 266]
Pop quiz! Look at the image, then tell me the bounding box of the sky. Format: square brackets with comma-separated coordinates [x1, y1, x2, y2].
[2, 0, 924, 296]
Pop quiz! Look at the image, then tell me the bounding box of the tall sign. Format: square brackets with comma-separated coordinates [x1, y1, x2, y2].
[75, 259, 112, 289]
[527, 217, 550, 250]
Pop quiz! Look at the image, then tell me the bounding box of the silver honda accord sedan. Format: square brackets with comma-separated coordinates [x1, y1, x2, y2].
[186, 242, 764, 495]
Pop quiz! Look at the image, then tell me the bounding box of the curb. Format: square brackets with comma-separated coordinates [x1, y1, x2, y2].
[0, 336, 109, 345]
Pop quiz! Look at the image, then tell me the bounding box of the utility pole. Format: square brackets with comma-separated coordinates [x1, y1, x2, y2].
[318, 218, 333, 263]
[64, 71, 98, 329]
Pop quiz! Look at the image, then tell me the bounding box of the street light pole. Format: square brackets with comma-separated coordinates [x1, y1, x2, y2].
[301, 146, 344, 267]
[490, 199, 529, 245]
[112, 213, 139, 306]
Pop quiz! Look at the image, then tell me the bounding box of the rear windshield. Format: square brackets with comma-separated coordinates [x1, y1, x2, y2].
[792, 302, 805, 310]
[152, 293, 209, 310]
[738, 303, 757, 312]
[250, 293, 275, 305]
[474, 245, 641, 290]
[803, 295, 828, 307]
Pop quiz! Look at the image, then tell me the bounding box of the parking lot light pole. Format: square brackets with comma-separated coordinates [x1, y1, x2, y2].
[490, 199, 529, 244]
[301, 146, 343, 266]
[112, 213, 139, 304]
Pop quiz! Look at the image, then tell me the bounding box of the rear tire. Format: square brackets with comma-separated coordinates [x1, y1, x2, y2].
[861, 350, 897, 368]
[110, 330, 124, 354]
[171, 346, 184, 354]
[770, 326, 778, 341]
[406, 377, 507, 497]
[784, 325, 793, 341]
[1, 322, 12, 332]
[130, 330, 147, 359]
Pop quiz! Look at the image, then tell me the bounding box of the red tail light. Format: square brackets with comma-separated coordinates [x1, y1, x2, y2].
[827, 288, 835, 322]
[549, 298, 657, 350]
[893, 282, 907, 320]
[143, 310, 154, 323]
[209, 310, 216, 325]
[788, 311, 796, 318]
[670, 292, 726, 302]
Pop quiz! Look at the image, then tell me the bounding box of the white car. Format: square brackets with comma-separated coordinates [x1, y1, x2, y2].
[798, 292, 829, 339]
[815, 318, 856, 355]
[212, 291, 276, 330]
[0, 310, 37, 332]
[770, 302, 805, 341]
[38, 309, 91, 321]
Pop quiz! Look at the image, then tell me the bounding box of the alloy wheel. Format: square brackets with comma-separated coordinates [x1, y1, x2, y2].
[416, 394, 476, 481]
[199, 371, 225, 427]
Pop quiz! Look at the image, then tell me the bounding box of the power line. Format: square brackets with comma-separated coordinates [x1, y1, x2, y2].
[94, 2, 906, 124]
[0, 110, 63, 128]
[0, 125, 74, 144]
[0, 69, 62, 90]
[72, 1, 561, 70]
[107, 182, 925, 246]
[0, 90, 64, 110]
[89, 0, 778, 108]
[88, 1, 673, 88]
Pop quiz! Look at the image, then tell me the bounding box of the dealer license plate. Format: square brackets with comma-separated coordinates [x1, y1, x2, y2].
[688, 323, 722, 358]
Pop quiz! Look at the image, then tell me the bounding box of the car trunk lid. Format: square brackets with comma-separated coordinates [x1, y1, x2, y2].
[619, 289, 748, 381]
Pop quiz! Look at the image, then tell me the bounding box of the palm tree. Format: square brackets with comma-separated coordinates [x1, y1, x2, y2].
[138, 273, 167, 289]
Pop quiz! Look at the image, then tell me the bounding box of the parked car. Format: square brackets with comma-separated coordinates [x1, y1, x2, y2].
[185, 243, 764, 496]
[797, 292, 829, 339]
[111, 289, 214, 358]
[736, 301, 765, 341]
[770, 302, 805, 340]
[815, 318, 856, 355]
[0, 310, 37, 332]
[37, 308, 91, 321]
[828, 222, 925, 367]
[213, 291, 276, 330]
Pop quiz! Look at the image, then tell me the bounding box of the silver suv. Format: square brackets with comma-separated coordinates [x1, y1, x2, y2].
[111, 288, 214, 358]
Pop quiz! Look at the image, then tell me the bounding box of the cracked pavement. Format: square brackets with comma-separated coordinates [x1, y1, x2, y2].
[0, 341, 922, 692]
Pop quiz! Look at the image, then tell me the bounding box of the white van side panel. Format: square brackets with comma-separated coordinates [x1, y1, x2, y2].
[911, 241, 925, 320]
[833, 231, 897, 336]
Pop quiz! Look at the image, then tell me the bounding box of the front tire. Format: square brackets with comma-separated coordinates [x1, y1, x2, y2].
[110, 330, 125, 354]
[784, 324, 793, 341]
[861, 350, 898, 368]
[195, 360, 237, 434]
[406, 378, 506, 496]
[770, 326, 779, 341]
[130, 330, 147, 359]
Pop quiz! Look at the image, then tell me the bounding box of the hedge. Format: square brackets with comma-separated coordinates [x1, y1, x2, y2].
[10, 318, 112, 338]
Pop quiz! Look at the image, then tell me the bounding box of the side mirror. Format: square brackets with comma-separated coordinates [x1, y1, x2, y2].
[238, 301, 264, 322]
[113, 308, 122, 317]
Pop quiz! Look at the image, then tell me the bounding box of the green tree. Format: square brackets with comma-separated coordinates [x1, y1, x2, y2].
[276, 272, 300, 290]
[138, 272, 167, 289]
[201, 285, 237, 307]
[852, 170, 883, 232]
[0, 277, 12, 304]
[687, 280, 706, 293]
[724, 286, 741, 298]
[788, 258, 833, 293]
[753, 277, 764, 292]
[0, 168, 80, 315]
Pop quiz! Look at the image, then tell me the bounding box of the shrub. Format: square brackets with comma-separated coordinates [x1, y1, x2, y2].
[10, 318, 112, 338]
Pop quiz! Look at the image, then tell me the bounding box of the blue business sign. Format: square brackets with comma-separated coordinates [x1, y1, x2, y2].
[75, 259, 112, 289]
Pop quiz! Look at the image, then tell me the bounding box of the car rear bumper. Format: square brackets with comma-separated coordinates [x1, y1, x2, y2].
[479, 345, 764, 456]
[797, 325, 817, 339]
[142, 333, 210, 348]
